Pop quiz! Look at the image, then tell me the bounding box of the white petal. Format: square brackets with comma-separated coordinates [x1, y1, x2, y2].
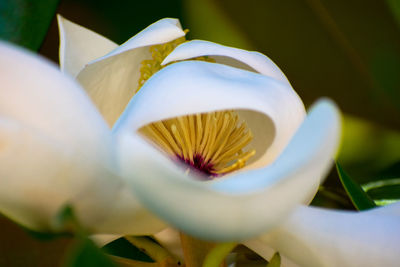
[76, 18, 186, 126]
[162, 40, 290, 85]
[91, 18, 184, 64]
[114, 61, 305, 168]
[256, 204, 400, 267]
[116, 65, 340, 240]
[57, 15, 118, 78]
[0, 116, 117, 231]
[0, 42, 161, 234]
[0, 41, 109, 156]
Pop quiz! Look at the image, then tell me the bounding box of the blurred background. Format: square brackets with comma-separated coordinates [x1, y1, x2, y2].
[1, 0, 400, 265]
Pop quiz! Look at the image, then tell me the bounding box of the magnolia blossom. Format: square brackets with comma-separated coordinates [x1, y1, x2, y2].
[0, 15, 398, 267]
[58, 16, 400, 266]
[58, 15, 336, 238]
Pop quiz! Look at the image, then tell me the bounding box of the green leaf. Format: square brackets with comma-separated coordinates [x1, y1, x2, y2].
[362, 178, 400, 205]
[336, 162, 376, 210]
[338, 115, 400, 180]
[102, 237, 154, 262]
[64, 237, 116, 267]
[266, 252, 281, 267]
[0, 0, 59, 51]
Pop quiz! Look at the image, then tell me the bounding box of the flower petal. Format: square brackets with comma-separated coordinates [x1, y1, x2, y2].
[116, 62, 340, 240]
[255, 204, 400, 267]
[57, 15, 118, 78]
[76, 18, 186, 126]
[0, 115, 116, 231]
[114, 61, 305, 168]
[0, 41, 162, 234]
[162, 40, 290, 85]
[0, 41, 109, 154]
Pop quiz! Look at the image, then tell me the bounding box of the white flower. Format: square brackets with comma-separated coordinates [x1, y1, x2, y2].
[1, 15, 397, 267]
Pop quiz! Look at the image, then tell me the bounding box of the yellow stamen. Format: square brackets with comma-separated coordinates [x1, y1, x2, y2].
[139, 111, 256, 177]
[137, 29, 213, 93]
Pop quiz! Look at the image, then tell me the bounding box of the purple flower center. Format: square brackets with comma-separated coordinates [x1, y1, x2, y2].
[177, 154, 219, 178]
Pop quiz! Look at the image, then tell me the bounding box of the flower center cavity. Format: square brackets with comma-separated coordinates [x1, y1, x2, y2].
[140, 111, 255, 178]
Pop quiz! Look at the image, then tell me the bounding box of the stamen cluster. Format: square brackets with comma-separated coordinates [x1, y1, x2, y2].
[140, 111, 255, 177]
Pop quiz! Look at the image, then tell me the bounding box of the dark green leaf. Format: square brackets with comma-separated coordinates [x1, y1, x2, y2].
[102, 237, 154, 262]
[266, 252, 281, 267]
[0, 0, 59, 51]
[336, 162, 376, 210]
[64, 237, 116, 267]
[362, 178, 400, 205]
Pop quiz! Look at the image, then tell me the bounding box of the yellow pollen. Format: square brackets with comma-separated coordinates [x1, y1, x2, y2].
[137, 29, 213, 93]
[136, 31, 255, 178]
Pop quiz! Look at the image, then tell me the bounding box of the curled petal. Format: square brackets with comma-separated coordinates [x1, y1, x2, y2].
[75, 18, 186, 126]
[255, 204, 400, 267]
[0, 42, 162, 234]
[0, 41, 109, 156]
[57, 15, 118, 78]
[114, 61, 305, 168]
[116, 61, 340, 240]
[162, 40, 290, 85]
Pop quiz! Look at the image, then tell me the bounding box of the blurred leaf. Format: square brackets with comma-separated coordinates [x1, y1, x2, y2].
[363, 179, 400, 205]
[338, 115, 400, 181]
[266, 252, 281, 267]
[386, 0, 400, 29]
[337, 163, 376, 210]
[0, 0, 59, 51]
[361, 163, 400, 205]
[102, 237, 154, 262]
[183, 0, 252, 49]
[64, 237, 116, 267]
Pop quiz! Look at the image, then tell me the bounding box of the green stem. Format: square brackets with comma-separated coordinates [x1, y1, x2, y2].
[202, 242, 237, 267]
